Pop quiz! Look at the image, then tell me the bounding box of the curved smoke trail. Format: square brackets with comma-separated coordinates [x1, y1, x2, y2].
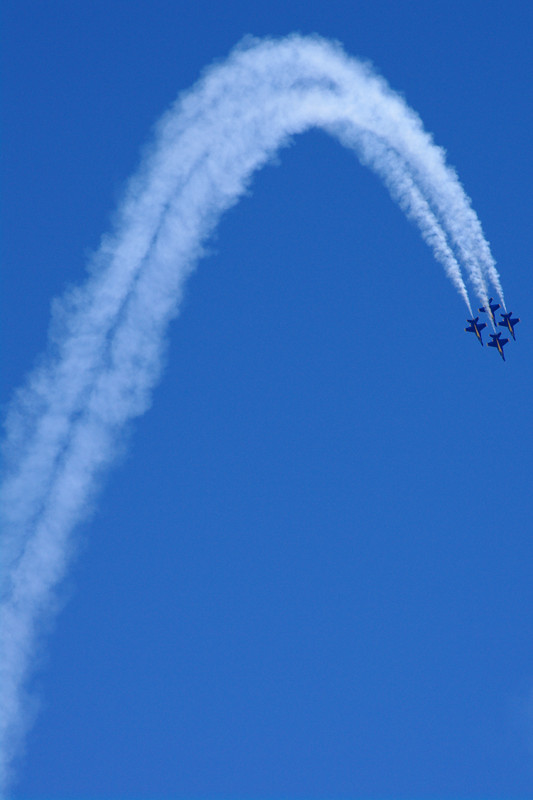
[0, 34, 503, 790]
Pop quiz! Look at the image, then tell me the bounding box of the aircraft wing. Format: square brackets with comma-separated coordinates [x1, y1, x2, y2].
[487, 337, 508, 348]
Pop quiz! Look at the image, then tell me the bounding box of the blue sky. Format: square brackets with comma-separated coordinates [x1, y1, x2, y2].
[2, 1, 533, 798]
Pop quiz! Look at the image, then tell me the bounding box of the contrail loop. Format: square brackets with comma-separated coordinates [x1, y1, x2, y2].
[0, 34, 502, 791]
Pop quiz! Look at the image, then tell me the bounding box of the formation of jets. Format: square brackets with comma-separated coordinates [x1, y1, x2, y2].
[465, 298, 520, 361]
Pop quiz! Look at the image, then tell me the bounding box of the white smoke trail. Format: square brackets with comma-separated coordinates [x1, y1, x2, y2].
[0, 34, 501, 790]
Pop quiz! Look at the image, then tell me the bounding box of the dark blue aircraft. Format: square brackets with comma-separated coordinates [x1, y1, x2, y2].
[499, 311, 520, 340]
[465, 316, 486, 346]
[487, 331, 509, 361]
[479, 297, 501, 326]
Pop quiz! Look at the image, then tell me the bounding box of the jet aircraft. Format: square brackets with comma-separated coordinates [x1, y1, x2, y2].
[465, 316, 486, 345]
[487, 332, 509, 361]
[479, 297, 501, 326]
[499, 311, 520, 340]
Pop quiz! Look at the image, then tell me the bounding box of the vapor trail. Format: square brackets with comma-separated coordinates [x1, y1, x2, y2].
[1, 34, 500, 790]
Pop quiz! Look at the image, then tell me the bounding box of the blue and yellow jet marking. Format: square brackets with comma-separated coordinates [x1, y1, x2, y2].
[487, 331, 509, 361]
[478, 297, 501, 326]
[499, 311, 520, 341]
[465, 316, 486, 346]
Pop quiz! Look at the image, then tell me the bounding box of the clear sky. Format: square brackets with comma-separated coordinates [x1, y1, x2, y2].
[2, 1, 532, 798]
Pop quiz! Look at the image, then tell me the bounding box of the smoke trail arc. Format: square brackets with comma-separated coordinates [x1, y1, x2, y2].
[0, 34, 503, 790]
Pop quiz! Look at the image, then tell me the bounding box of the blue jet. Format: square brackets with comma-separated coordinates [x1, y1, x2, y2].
[487, 331, 509, 361]
[499, 311, 520, 341]
[465, 316, 487, 346]
[479, 297, 501, 326]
